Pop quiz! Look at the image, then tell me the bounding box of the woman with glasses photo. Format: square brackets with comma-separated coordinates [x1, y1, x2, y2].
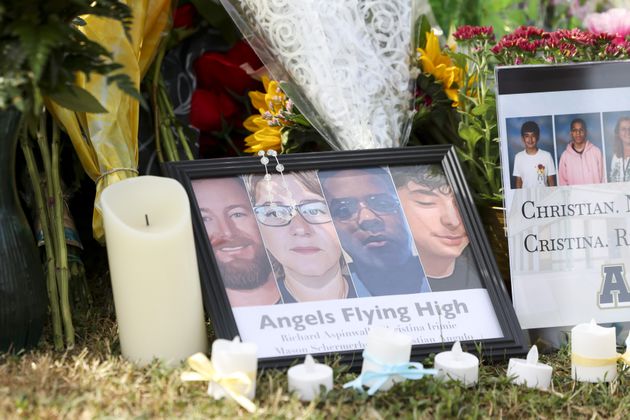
[247, 171, 357, 303]
[608, 116, 630, 182]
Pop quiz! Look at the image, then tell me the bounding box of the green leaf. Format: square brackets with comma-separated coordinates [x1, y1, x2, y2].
[471, 102, 489, 116]
[11, 23, 64, 82]
[48, 84, 107, 113]
[286, 113, 311, 128]
[469, 96, 497, 120]
[449, 51, 468, 70]
[458, 123, 483, 147]
[416, 15, 432, 50]
[106, 73, 147, 110]
[190, 0, 240, 45]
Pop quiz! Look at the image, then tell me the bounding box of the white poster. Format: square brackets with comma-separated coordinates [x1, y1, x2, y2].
[496, 62, 630, 329]
[234, 289, 502, 358]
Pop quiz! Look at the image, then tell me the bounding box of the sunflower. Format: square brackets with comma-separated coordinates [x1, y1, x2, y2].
[417, 31, 463, 107]
[243, 77, 290, 153]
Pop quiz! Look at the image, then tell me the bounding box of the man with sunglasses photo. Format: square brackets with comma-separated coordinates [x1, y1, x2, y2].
[192, 177, 281, 307]
[320, 167, 430, 297]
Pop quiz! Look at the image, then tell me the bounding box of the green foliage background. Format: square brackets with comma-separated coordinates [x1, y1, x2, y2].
[427, 0, 583, 37]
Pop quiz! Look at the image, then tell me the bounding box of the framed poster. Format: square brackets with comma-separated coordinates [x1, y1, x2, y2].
[496, 61, 630, 330]
[164, 146, 526, 368]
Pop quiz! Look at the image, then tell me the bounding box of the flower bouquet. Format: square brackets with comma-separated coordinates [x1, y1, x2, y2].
[220, 0, 422, 151]
[237, 5, 630, 200]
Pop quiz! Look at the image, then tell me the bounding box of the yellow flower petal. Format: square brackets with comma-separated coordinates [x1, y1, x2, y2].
[243, 115, 267, 132]
[248, 91, 267, 110]
[445, 88, 459, 107]
[418, 30, 464, 107]
[244, 127, 281, 153]
[244, 75, 292, 154]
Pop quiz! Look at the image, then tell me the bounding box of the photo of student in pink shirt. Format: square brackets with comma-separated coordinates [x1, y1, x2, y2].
[557, 117, 605, 186]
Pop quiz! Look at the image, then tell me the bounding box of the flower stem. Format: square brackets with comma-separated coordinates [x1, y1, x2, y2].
[19, 124, 64, 350]
[51, 121, 74, 348]
[158, 80, 194, 160]
[157, 83, 182, 160]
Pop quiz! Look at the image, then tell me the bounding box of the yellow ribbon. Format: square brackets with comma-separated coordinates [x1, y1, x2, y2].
[571, 351, 630, 367]
[180, 353, 256, 413]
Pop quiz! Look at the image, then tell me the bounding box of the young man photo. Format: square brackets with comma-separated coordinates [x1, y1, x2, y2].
[391, 165, 482, 291]
[557, 118, 605, 186]
[512, 120, 556, 188]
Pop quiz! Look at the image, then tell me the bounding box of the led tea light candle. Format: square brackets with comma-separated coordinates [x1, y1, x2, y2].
[101, 176, 207, 366]
[507, 345, 552, 390]
[361, 326, 413, 391]
[210, 336, 258, 399]
[571, 319, 618, 383]
[434, 341, 479, 386]
[288, 355, 333, 401]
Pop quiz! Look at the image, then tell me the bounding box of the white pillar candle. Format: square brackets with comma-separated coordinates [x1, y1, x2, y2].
[210, 336, 258, 400]
[101, 176, 207, 366]
[288, 354, 333, 401]
[571, 319, 618, 383]
[507, 345, 552, 390]
[434, 341, 479, 387]
[361, 326, 412, 391]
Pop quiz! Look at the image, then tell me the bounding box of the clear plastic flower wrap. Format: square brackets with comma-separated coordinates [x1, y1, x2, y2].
[219, 0, 423, 150]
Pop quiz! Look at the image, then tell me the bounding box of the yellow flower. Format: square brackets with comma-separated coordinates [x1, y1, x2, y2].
[418, 31, 463, 107]
[243, 76, 289, 153]
[243, 115, 282, 153]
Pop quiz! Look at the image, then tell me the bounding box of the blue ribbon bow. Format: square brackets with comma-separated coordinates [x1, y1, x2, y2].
[343, 351, 437, 395]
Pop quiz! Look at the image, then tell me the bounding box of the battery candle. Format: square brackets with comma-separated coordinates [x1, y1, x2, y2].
[434, 341, 479, 387]
[507, 345, 553, 390]
[288, 355, 333, 401]
[571, 319, 617, 383]
[361, 326, 412, 391]
[210, 336, 258, 399]
[101, 176, 207, 366]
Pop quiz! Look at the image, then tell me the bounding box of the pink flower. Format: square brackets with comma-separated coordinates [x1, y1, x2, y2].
[453, 25, 494, 41]
[584, 8, 630, 39]
[511, 26, 544, 39]
[548, 29, 596, 46]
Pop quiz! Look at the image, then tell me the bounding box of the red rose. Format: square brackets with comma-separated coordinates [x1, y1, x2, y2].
[194, 41, 262, 95]
[189, 89, 239, 132]
[173, 3, 196, 29]
[226, 40, 263, 70]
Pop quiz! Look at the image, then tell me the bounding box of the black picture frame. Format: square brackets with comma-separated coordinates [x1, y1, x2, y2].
[163, 145, 527, 369]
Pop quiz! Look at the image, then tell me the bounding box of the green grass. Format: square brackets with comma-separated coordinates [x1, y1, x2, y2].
[2, 271, 630, 419]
